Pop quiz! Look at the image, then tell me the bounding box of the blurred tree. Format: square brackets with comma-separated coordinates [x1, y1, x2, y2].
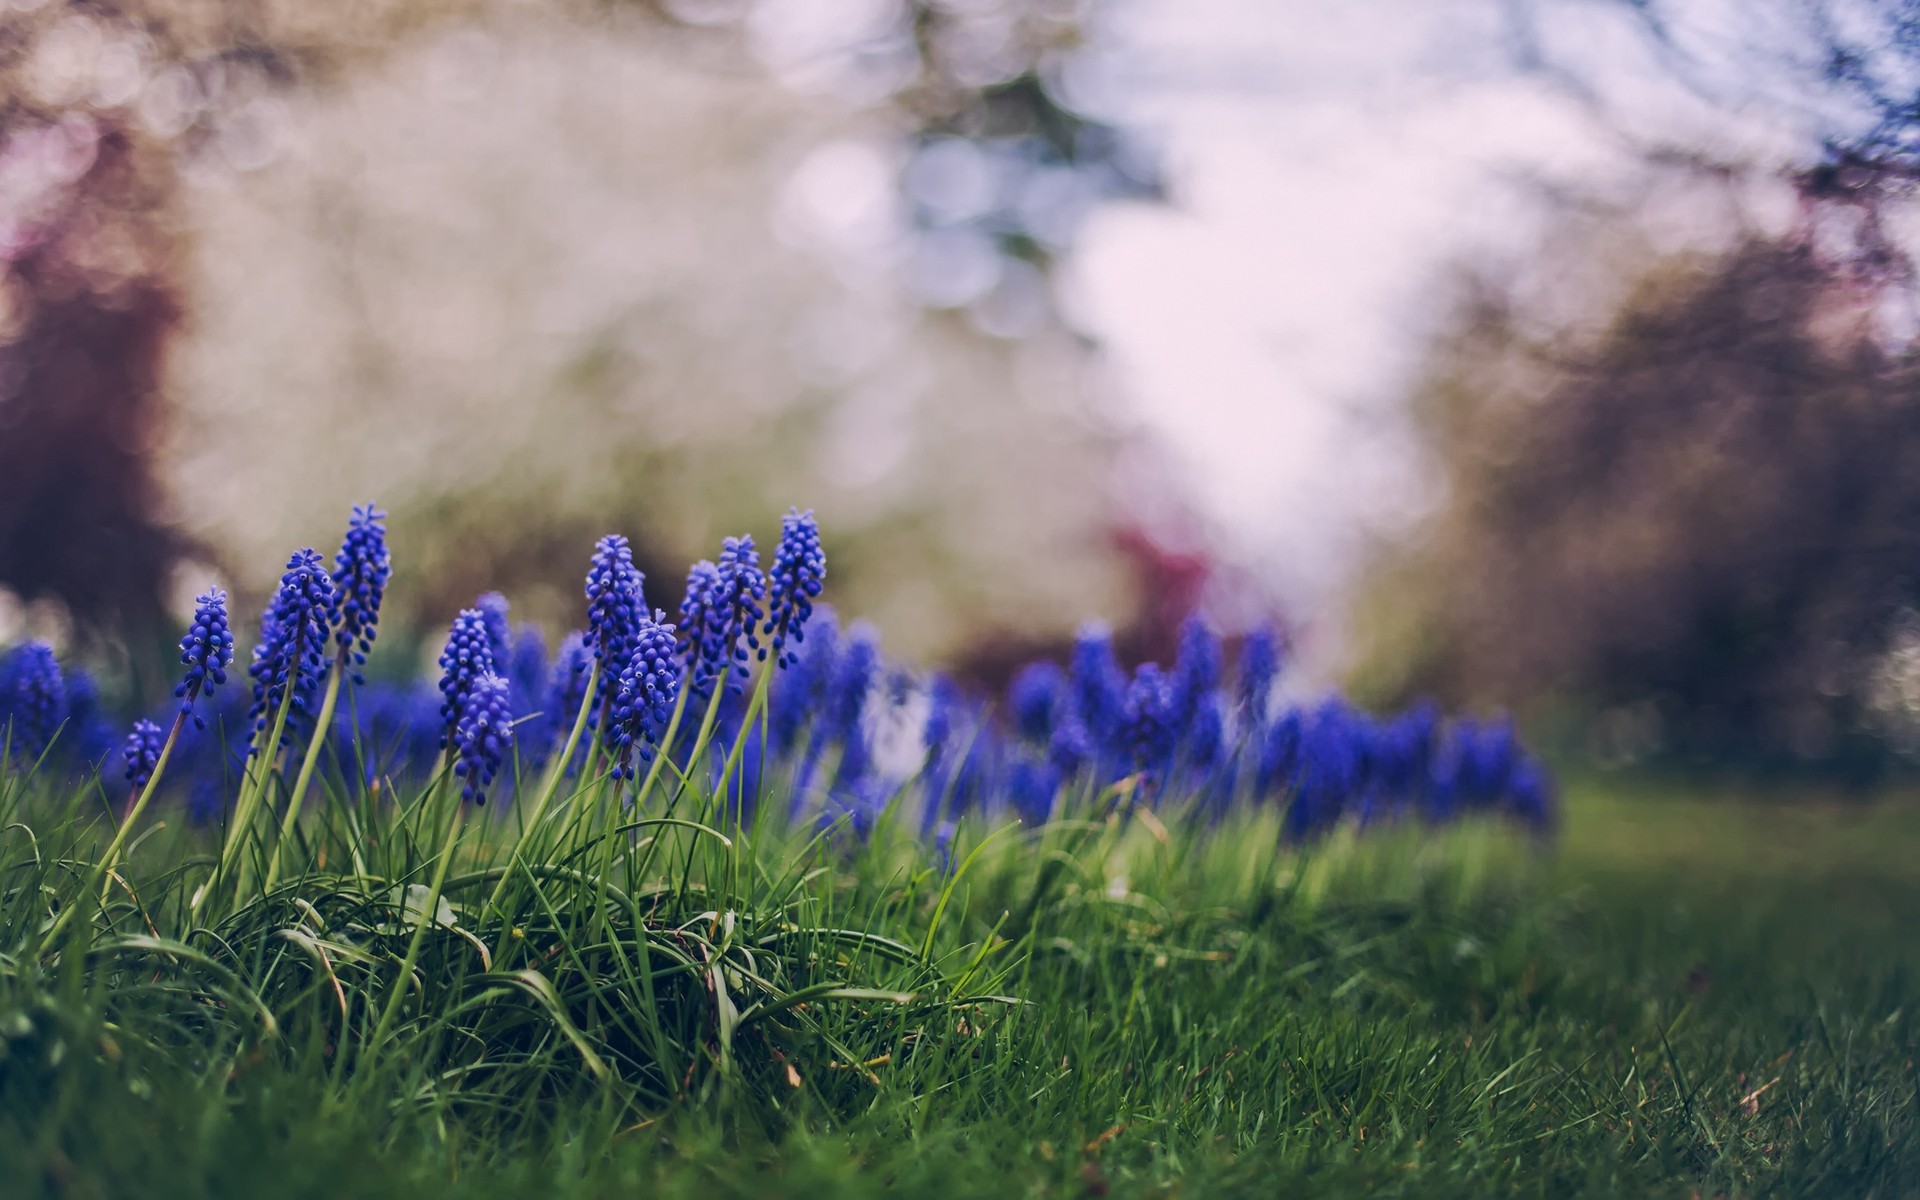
[0, 1, 1172, 668]
[1361, 215, 1920, 768]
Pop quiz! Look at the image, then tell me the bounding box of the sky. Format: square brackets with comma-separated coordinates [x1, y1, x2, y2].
[1060, 0, 1810, 628]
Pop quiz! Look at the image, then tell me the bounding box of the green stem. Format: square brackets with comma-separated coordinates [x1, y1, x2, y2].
[264, 659, 345, 893]
[99, 710, 185, 888]
[207, 687, 296, 914]
[368, 782, 465, 1055]
[482, 659, 599, 937]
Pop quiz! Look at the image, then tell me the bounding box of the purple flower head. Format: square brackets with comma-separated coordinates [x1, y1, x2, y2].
[453, 673, 513, 804]
[1168, 616, 1222, 725]
[475, 593, 514, 676]
[827, 622, 881, 785]
[1121, 663, 1176, 774]
[771, 605, 838, 756]
[176, 587, 233, 728]
[1007, 756, 1060, 825]
[436, 608, 497, 745]
[1070, 623, 1127, 746]
[1504, 752, 1556, 832]
[1007, 661, 1068, 744]
[1287, 700, 1367, 841]
[1184, 690, 1227, 775]
[330, 504, 390, 679]
[685, 536, 767, 694]
[585, 535, 647, 722]
[509, 625, 548, 704]
[1048, 713, 1092, 779]
[677, 559, 720, 686]
[543, 631, 593, 753]
[763, 508, 826, 667]
[2, 642, 65, 761]
[611, 613, 682, 777]
[923, 675, 962, 757]
[63, 668, 115, 769]
[122, 718, 164, 792]
[1235, 625, 1282, 726]
[248, 550, 338, 750]
[1255, 708, 1303, 798]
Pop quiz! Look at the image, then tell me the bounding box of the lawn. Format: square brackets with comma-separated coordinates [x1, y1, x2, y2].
[2, 774, 1913, 1199]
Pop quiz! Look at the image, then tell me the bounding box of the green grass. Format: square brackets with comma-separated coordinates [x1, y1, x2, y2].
[0, 763, 1915, 1199]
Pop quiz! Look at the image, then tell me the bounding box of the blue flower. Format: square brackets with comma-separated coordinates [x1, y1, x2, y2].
[1121, 663, 1176, 777]
[436, 608, 497, 743]
[176, 587, 234, 727]
[1184, 690, 1227, 777]
[826, 621, 880, 786]
[585, 535, 647, 724]
[684, 536, 767, 695]
[1, 642, 65, 761]
[1007, 661, 1067, 744]
[1007, 756, 1060, 825]
[1255, 708, 1303, 798]
[611, 613, 682, 776]
[248, 550, 337, 750]
[330, 504, 390, 680]
[764, 508, 826, 668]
[475, 593, 514, 678]
[542, 631, 592, 759]
[1070, 623, 1127, 749]
[1048, 714, 1092, 779]
[1235, 625, 1282, 727]
[122, 718, 165, 791]
[774, 606, 838, 764]
[1168, 616, 1222, 727]
[1286, 700, 1368, 841]
[62, 668, 116, 770]
[453, 673, 514, 804]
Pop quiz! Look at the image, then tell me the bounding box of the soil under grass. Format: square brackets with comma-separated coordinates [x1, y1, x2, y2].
[2, 780, 1915, 1199]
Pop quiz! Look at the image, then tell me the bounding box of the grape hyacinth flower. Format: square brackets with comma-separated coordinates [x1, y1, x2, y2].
[677, 560, 721, 693]
[772, 606, 838, 757]
[921, 674, 964, 825]
[1168, 616, 1222, 727]
[586, 535, 646, 723]
[1069, 623, 1127, 748]
[476, 593, 514, 676]
[1, 642, 65, 761]
[437, 608, 498, 744]
[1255, 708, 1303, 798]
[610, 614, 682, 776]
[1007, 756, 1059, 825]
[177, 588, 234, 728]
[1121, 663, 1176, 779]
[453, 673, 514, 804]
[63, 669, 116, 770]
[763, 508, 826, 667]
[122, 719, 165, 792]
[825, 621, 880, 786]
[684, 536, 766, 695]
[248, 550, 337, 748]
[1048, 714, 1093, 780]
[543, 631, 592, 757]
[1007, 661, 1068, 744]
[330, 504, 390, 683]
[1236, 625, 1282, 727]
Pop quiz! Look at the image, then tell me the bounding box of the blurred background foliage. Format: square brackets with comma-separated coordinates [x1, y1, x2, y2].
[16, 0, 1920, 779]
[1355, 0, 1920, 775]
[0, 0, 1183, 683]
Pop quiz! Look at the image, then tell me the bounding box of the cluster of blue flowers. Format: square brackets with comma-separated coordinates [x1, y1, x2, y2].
[772, 613, 1555, 839]
[0, 502, 1553, 841]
